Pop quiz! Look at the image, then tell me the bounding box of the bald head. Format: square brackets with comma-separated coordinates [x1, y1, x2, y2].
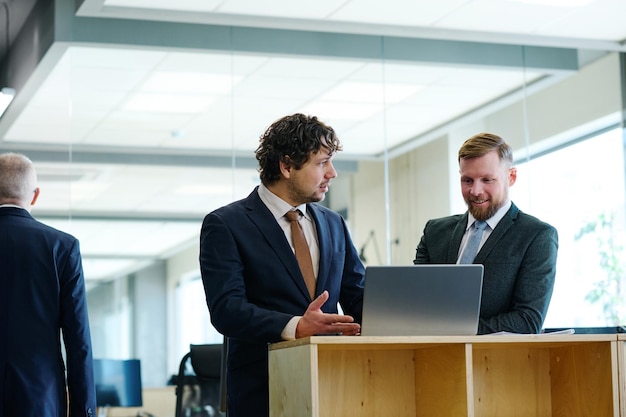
[0, 152, 40, 210]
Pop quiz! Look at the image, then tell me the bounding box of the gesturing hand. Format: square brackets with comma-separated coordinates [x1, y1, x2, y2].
[295, 290, 361, 338]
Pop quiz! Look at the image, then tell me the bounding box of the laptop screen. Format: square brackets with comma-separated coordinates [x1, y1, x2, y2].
[360, 264, 484, 336]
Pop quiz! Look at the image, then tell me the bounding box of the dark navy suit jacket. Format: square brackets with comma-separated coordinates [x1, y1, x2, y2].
[199, 187, 364, 417]
[0, 207, 95, 417]
[414, 203, 558, 334]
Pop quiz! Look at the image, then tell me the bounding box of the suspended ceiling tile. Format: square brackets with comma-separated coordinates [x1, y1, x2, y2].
[329, 0, 470, 26]
[233, 75, 336, 101]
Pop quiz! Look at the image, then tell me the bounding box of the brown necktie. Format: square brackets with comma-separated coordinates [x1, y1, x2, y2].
[285, 210, 316, 299]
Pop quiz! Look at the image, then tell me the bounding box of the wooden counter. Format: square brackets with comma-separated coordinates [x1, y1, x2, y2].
[269, 334, 619, 417]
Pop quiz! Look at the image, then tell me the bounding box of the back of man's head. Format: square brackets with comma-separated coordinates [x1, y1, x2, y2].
[0, 152, 38, 208]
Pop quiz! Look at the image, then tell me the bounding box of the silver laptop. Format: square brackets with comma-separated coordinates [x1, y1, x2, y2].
[360, 264, 484, 336]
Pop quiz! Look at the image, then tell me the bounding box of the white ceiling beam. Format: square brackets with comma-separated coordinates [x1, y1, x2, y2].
[65, 15, 579, 73]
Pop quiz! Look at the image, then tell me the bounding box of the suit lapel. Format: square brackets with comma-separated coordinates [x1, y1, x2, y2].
[244, 189, 312, 300]
[448, 214, 469, 263]
[473, 203, 519, 263]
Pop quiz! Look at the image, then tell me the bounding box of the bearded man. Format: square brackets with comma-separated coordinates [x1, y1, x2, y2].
[414, 132, 558, 334]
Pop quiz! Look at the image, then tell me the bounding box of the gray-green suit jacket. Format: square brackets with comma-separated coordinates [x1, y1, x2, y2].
[414, 202, 558, 334]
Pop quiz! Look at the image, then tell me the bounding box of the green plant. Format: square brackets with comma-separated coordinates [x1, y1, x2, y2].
[575, 211, 626, 325]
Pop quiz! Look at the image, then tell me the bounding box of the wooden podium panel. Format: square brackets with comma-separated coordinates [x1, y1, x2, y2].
[269, 335, 619, 417]
[617, 334, 626, 417]
[471, 340, 617, 417]
[413, 343, 469, 416]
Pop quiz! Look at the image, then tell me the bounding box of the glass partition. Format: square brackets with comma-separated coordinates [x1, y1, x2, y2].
[4, 13, 626, 387]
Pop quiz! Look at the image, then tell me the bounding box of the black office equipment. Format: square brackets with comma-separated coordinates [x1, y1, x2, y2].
[175, 343, 226, 417]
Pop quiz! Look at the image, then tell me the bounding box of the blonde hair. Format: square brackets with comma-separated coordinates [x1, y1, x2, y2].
[458, 132, 513, 167]
[0, 152, 37, 204]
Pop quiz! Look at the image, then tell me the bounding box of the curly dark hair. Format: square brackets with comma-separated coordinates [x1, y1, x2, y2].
[255, 113, 342, 185]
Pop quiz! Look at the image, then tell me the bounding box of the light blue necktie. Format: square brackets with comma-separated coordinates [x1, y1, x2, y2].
[459, 220, 487, 264]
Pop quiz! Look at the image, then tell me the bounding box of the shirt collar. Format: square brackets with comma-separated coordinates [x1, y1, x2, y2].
[0, 204, 26, 210]
[466, 200, 511, 230]
[258, 183, 308, 221]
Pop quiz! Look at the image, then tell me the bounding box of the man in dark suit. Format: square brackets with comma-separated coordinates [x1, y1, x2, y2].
[199, 113, 364, 417]
[414, 132, 558, 334]
[0, 153, 96, 417]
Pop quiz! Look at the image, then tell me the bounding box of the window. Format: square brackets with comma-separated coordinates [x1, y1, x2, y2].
[173, 277, 223, 371]
[513, 127, 626, 327]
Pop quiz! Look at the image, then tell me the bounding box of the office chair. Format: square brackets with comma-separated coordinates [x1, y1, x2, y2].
[174, 342, 227, 417]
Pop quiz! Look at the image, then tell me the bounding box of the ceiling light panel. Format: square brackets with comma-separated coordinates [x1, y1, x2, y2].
[99, 110, 195, 129]
[233, 75, 337, 100]
[329, 0, 470, 26]
[41, 218, 200, 257]
[104, 0, 223, 12]
[300, 101, 384, 122]
[123, 93, 216, 113]
[140, 72, 243, 94]
[218, 0, 348, 19]
[179, 95, 305, 150]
